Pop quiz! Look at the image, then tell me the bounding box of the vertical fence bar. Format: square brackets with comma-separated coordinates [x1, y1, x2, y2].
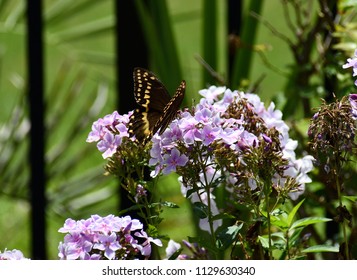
[115, 0, 148, 114]
[227, 0, 242, 81]
[114, 1, 148, 218]
[26, 0, 47, 259]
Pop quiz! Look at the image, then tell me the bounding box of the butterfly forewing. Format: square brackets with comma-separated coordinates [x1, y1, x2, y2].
[128, 68, 185, 143]
[133, 68, 171, 110]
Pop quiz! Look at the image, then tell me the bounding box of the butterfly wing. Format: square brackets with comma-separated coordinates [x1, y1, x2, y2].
[128, 68, 185, 143]
[153, 80, 186, 135]
[132, 68, 171, 110]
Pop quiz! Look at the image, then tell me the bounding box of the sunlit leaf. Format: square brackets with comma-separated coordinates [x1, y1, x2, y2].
[291, 217, 332, 230]
[287, 199, 305, 228]
[302, 245, 339, 253]
[216, 224, 243, 250]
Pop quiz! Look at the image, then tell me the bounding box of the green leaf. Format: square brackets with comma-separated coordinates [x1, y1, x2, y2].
[160, 201, 180, 208]
[52, 16, 115, 42]
[212, 212, 236, 221]
[289, 227, 304, 245]
[339, 0, 357, 9]
[266, 209, 288, 230]
[343, 195, 357, 202]
[216, 224, 243, 250]
[291, 217, 332, 230]
[258, 235, 270, 249]
[302, 245, 339, 253]
[202, 0, 218, 86]
[146, 224, 159, 237]
[269, 210, 289, 229]
[148, 201, 180, 209]
[271, 231, 286, 242]
[192, 202, 209, 219]
[287, 199, 305, 228]
[117, 204, 144, 216]
[186, 187, 202, 198]
[168, 248, 183, 260]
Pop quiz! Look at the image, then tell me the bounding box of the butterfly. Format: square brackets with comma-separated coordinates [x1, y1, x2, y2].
[128, 67, 186, 144]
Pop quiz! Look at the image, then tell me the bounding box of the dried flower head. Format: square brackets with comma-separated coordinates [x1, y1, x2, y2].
[308, 95, 357, 180]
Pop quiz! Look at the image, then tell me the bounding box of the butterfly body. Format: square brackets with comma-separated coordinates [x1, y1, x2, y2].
[128, 68, 185, 144]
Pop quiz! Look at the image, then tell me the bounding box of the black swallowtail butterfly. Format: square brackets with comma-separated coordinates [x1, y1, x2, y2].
[128, 67, 185, 144]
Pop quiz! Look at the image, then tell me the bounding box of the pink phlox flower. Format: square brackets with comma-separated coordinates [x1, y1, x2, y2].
[115, 123, 129, 138]
[343, 50, 357, 85]
[64, 239, 93, 260]
[165, 240, 181, 259]
[198, 86, 226, 103]
[58, 218, 78, 233]
[220, 125, 244, 146]
[97, 132, 121, 159]
[342, 50, 357, 71]
[195, 107, 214, 124]
[349, 94, 357, 118]
[178, 114, 199, 145]
[86, 120, 107, 143]
[282, 139, 298, 161]
[134, 184, 147, 203]
[162, 148, 189, 174]
[194, 125, 222, 146]
[233, 131, 258, 150]
[134, 230, 163, 257]
[0, 249, 29, 260]
[214, 88, 237, 111]
[93, 232, 121, 260]
[115, 216, 143, 232]
[244, 93, 266, 115]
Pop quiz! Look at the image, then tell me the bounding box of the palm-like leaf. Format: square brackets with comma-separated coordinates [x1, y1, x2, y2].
[0, 0, 118, 258]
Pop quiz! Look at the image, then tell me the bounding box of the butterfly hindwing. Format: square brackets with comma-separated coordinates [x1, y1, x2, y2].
[153, 80, 186, 135]
[128, 68, 185, 143]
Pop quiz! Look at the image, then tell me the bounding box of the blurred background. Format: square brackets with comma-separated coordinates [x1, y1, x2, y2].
[1, 0, 356, 259]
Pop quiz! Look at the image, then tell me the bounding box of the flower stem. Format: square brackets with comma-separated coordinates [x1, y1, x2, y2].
[197, 148, 217, 257]
[336, 170, 349, 259]
[263, 179, 273, 260]
[205, 186, 216, 244]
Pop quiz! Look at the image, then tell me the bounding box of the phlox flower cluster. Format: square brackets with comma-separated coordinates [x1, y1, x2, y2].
[0, 249, 29, 260]
[307, 53, 357, 175]
[58, 214, 162, 260]
[149, 86, 314, 200]
[86, 111, 133, 159]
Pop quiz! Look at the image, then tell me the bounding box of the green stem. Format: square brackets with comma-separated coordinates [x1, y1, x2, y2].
[199, 154, 217, 244]
[285, 230, 290, 260]
[336, 171, 349, 259]
[266, 194, 273, 260]
[264, 179, 273, 260]
[205, 185, 216, 244]
[196, 146, 217, 258]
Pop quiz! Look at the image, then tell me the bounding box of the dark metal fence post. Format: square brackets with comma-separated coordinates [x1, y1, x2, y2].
[115, 1, 148, 217]
[115, 0, 148, 114]
[26, 0, 47, 260]
[227, 0, 242, 78]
